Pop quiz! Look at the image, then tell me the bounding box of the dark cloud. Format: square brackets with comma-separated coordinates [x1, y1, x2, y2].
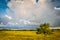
[46, 0, 60, 26]
[36, 0, 39, 3]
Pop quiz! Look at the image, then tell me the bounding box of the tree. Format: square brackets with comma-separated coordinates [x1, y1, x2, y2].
[37, 23, 52, 34]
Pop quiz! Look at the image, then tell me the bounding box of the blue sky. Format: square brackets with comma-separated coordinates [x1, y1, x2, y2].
[0, 0, 10, 17]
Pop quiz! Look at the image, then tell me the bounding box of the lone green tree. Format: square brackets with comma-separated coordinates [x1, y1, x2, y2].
[37, 23, 52, 34]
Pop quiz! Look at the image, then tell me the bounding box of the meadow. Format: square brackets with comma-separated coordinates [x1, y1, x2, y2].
[0, 29, 60, 40]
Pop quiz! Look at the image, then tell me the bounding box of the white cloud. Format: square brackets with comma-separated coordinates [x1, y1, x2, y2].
[19, 19, 39, 25]
[5, 15, 12, 20]
[6, 0, 59, 26]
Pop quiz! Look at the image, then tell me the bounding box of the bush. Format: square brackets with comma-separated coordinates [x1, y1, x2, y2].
[36, 23, 52, 34]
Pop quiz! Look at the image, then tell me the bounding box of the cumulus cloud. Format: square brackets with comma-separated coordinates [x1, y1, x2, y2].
[6, 0, 60, 26]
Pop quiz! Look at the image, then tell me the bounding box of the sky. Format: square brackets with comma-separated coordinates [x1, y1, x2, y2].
[0, 0, 60, 27]
[0, 0, 11, 17]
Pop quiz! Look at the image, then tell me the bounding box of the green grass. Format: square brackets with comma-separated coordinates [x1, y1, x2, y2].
[0, 29, 60, 40]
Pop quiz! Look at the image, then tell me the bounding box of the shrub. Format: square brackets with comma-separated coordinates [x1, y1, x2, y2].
[36, 23, 52, 34]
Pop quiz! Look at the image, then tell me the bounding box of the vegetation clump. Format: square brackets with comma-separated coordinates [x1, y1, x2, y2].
[37, 23, 52, 34]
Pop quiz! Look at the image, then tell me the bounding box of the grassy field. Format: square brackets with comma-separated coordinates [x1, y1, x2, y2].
[0, 29, 60, 40]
